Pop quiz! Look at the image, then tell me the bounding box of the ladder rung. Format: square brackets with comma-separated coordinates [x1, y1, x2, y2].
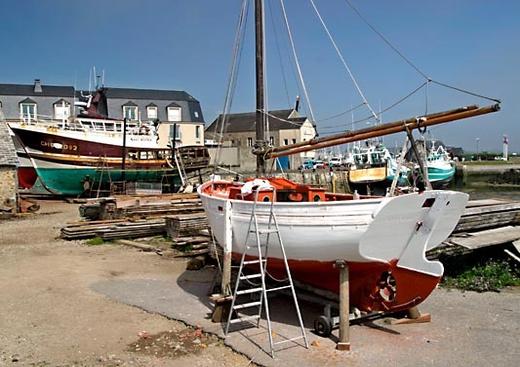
[266, 285, 292, 293]
[243, 259, 267, 265]
[251, 229, 278, 234]
[239, 273, 262, 280]
[229, 315, 260, 324]
[236, 287, 263, 295]
[273, 336, 305, 345]
[233, 301, 262, 310]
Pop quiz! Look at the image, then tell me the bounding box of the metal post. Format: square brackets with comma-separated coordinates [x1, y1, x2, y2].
[335, 260, 350, 351]
[255, 0, 266, 176]
[122, 117, 127, 181]
[405, 126, 431, 190]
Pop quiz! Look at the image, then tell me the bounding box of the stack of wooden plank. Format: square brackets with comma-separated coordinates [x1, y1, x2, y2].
[79, 193, 203, 220]
[166, 213, 209, 238]
[172, 234, 211, 257]
[427, 199, 520, 259]
[61, 219, 166, 240]
[453, 199, 520, 233]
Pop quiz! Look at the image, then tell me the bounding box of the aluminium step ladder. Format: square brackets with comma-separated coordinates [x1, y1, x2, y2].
[224, 187, 308, 358]
[173, 149, 188, 190]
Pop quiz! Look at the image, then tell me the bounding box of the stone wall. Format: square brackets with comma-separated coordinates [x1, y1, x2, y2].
[0, 167, 17, 210]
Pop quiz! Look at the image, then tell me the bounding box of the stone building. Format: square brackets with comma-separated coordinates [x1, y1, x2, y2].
[0, 111, 18, 212]
[0, 79, 205, 147]
[205, 109, 316, 171]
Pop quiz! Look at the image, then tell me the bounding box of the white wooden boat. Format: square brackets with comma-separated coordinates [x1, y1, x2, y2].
[199, 178, 468, 312]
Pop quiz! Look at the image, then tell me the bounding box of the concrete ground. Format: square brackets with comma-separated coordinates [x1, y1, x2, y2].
[1, 199, 519, 366]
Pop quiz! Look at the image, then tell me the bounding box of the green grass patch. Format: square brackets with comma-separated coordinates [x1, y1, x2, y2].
[86, 236, 106, 246]
[442, 259, 520, 292]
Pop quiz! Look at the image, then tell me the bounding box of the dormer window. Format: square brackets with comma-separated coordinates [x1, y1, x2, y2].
[166, 102, 182, 122]
[19, 98, 37, 122]
[53, 99, 71, 120]
[122, 101, 138, 120]
[146, 104, 158, 120]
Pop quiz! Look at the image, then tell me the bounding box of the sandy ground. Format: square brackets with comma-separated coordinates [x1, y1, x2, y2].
[0, 200, 250, 366]
[1, 199, 519, 367]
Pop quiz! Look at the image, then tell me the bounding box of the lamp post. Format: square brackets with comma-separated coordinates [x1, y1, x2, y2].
[476, 138, 480, 161]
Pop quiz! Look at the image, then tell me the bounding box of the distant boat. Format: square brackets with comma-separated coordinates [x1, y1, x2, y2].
[348, 142, 409, 194]
[424, 142, 455, 188]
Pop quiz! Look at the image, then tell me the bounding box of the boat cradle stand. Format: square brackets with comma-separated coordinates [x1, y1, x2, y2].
[296, 263, 431, 344]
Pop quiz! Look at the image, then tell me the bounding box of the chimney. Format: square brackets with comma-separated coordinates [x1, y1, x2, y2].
[34, 79, 42, 93]
[294, 95, 300, 112]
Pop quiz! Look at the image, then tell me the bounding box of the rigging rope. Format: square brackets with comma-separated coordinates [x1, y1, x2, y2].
[343, 0, 501, 104]
[318, 102, 365, 122]
[310, 0, 379, 122]
[212, 0, 249, 173]
[267, 0, 292, 108]
[319, 80, 428, 130]
[279, 0, 316, 123]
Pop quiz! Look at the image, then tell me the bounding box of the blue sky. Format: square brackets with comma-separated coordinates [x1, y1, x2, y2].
[0, 0, 518, 152]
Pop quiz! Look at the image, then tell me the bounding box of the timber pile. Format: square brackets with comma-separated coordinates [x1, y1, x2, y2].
[79, 193, 202, 221]
[172, 234, 211, 257]
[427, 199, 520, 259]
[166, 213, 209, 238]
[61, 219, 166, 240]
[453, 199, 520, 233]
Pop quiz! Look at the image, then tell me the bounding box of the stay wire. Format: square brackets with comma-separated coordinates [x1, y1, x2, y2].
[319, 80, 427, 130]
[213, 0, 249, 173]
[267, 0, 292, 108]
[344, 0, 501, 104]
[310, 0, 379, 122]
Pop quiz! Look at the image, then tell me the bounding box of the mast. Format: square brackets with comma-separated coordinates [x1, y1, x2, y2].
[255, 0, 266, 176]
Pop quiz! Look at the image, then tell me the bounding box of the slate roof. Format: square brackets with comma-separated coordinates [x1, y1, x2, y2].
[0, 114, 18, 166]
[19, 97, 37, 104]
[0, 83, 74, 97]
[103, 87, 199, 102]
[166, 101, 181, 108]
[122, 100, 138, 107]
[206, 109, 307, 133]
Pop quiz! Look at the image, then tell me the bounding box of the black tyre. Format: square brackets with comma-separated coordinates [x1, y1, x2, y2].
[314, 315, 332, 337]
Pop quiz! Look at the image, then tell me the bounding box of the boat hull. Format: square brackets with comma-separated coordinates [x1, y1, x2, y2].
[198, 180, 468, 312]
[31, 157, 179, 196]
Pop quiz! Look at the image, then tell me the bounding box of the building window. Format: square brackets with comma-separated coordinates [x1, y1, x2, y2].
[247, 137, 253, 147]
[53, 100, 71, 120]
[123, 106, 138, 120]
[269, 136, 274, 145]
[195, 125, 201, 139]
[147, 106, 157, 119]
[194, 111, 199, 118]
[284, 138, 289, 145]
[292, 138, 297, 144]
[20, 102, 37, 121]
[167, 107, 182, 122]
[169, 124, 181, 141]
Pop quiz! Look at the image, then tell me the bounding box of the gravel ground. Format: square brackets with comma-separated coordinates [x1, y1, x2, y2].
[0, 199, 250, 366]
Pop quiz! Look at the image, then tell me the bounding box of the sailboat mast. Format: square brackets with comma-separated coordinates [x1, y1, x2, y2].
[255, 0, 266, 176]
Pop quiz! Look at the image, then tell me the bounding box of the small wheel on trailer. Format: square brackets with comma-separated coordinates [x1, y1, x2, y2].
[314, 315, 332, 337]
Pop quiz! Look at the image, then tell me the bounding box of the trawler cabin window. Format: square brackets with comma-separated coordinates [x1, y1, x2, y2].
[123, 105, 138, 120]
[147, 106, 157, 119]
[167, 107, 182, 122]
[20, 102, 37, 121]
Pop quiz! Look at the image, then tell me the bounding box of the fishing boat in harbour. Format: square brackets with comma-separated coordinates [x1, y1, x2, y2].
[424, 142, 455, 188]
[199, 0, 500, 314]
[348, 142, 409, 195]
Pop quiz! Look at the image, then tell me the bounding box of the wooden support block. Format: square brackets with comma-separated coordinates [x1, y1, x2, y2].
[211, 295, 233, 323]
[390, 312, 431, 325]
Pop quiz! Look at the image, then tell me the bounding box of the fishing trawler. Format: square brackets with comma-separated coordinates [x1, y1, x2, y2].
[198, 0, 500, 313]
[348, 142, 409, 195]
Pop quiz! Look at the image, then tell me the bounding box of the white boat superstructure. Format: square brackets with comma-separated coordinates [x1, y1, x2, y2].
[8, 116, 159, 149]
